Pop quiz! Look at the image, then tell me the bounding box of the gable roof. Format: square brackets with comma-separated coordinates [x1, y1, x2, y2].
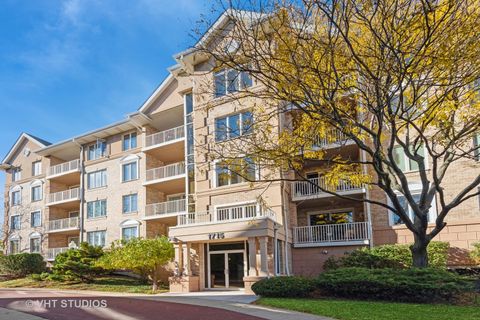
[1, 133, 51, 168]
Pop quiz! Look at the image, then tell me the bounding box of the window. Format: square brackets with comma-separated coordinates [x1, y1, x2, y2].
[87, 230, 106, 247]
[11, 215, 21, 230]
[11, 191, 21, 206]
[10, 240, 20, 254]
[122, 162, 138, 182]
[31, 211, 41, 227]
[12, 168, 21, 182]
[31, 185, 42, 202]
[87, 200, 107, 219]
[32, 161, 42, 176]
[122, 226, 138, 241]
[122, 194, 138, 214]
[392, 144, 425, 172]
[216, 157, 256, 187]
[30, 237, 41, 253]
[389, 190, 437, 226]
[215, 111, 254, 142]
[87, 170, 107, 189]
[87, 141, 107, 160]
[214, 68, 253, 97]
[309, 211, 353, 225]
[123, 132, 137, 151]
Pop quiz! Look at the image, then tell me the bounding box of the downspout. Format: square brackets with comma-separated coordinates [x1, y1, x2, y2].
[73, 139, 85, 243]
[361, 149, 374, 248]
[278, 108, 291, 276]
[282, 183, 291, 275]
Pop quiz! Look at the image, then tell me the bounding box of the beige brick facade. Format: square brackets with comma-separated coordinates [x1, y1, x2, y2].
[1, 11, 479, 292]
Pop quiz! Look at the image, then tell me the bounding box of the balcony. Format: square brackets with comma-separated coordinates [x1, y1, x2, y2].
[291, 177, 365, 201]
[293, 222, 370, 247]
[47, 188, 80, 206]
[144, 125, 185, 149]
[143, 126, 185, 162]
[176, 203, 276, 227]
[312, 129, 353, 149]
[47, 159, 81, 184]
[144, 199, 186, 220]
[46, 247, 70, 261]
[47, 217, 80, 233]
[144, 162, 186, 192]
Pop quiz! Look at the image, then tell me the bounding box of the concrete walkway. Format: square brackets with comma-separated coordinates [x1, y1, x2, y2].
[0, 288, 333, 320]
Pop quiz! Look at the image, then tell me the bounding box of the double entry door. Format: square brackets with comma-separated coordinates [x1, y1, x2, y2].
[209, 250, 246, 289]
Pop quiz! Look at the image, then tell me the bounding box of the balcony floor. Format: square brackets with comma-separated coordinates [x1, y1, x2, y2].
[143, 139, 184, 163]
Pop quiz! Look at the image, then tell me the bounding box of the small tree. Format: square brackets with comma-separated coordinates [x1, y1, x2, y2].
[97, 237, 174, 292]
[52, 242, 105, 282]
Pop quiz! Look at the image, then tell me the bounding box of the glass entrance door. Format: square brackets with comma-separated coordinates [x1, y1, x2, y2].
[210, 253, 226, 288]
[209, 251, 245, 289]
[227, 252, 244, 288]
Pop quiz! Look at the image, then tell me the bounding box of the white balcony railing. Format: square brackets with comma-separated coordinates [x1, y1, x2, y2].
[145, 199, 186, 217]
[48, 188, 80, 204]
[146, 162, 185, 182]
[48, 217, 79, 231]
[145, 125, 185, 149]
[177, 204, 276, 226]
[293, 222, 370, 246]
[292, 177, 365, 200]
[48, 159, 80, 177]
[313, 129, 350, 148]
[46, 247, 69, 260]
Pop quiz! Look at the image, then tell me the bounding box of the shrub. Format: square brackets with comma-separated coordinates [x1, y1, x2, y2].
[0, 253, 46, 278]
[251, 276, 316, 297]
[324, 242, 450, 270]
[52, 242, 104, 282]
[316, 267, 473, 303]
[469, 243, 480, 265]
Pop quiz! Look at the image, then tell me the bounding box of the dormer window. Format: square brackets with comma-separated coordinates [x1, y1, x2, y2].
[214, 68, 253, 97]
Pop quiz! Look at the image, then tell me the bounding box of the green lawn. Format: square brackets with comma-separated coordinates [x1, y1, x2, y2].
[257, 297, 480, 320]
[0, 275, 167, 294]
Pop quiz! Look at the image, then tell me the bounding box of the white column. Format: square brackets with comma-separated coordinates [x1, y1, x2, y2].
[259, 237, 269, 277]
[248, 237, 257, 276]
[183, 242, 191, 276]
[176, 242, 183, 276]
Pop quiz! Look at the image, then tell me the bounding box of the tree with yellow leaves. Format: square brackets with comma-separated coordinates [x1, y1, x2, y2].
[195, 0, 480, 267]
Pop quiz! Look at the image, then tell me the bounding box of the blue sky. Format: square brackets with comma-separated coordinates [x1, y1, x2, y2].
[0, 0, 216, 206]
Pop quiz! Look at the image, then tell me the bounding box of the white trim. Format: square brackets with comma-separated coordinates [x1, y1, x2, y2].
[119, 219, 141, 227]
[29, 231, 41, 239]
[30, 184, 43, 202]
[9, 234, 20, 240]
[393, 144, 428, 173]
[212, 157, 258, 188]
[138, 74, 175, 113]
[120, 157, 139, 183]
[121, 224, 139, 240]
[121, 131, 138, 151]
[30, 209, 42, 228]
[2, 133, 49, 164]
[387, 184, 437, 226]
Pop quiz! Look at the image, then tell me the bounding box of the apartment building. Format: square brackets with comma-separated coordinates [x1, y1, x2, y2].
[2, 10, 479, 293]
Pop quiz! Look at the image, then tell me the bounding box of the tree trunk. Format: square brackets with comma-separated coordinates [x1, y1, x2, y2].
[152, 269, 158, 292]
[411, 238, 429, 268]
